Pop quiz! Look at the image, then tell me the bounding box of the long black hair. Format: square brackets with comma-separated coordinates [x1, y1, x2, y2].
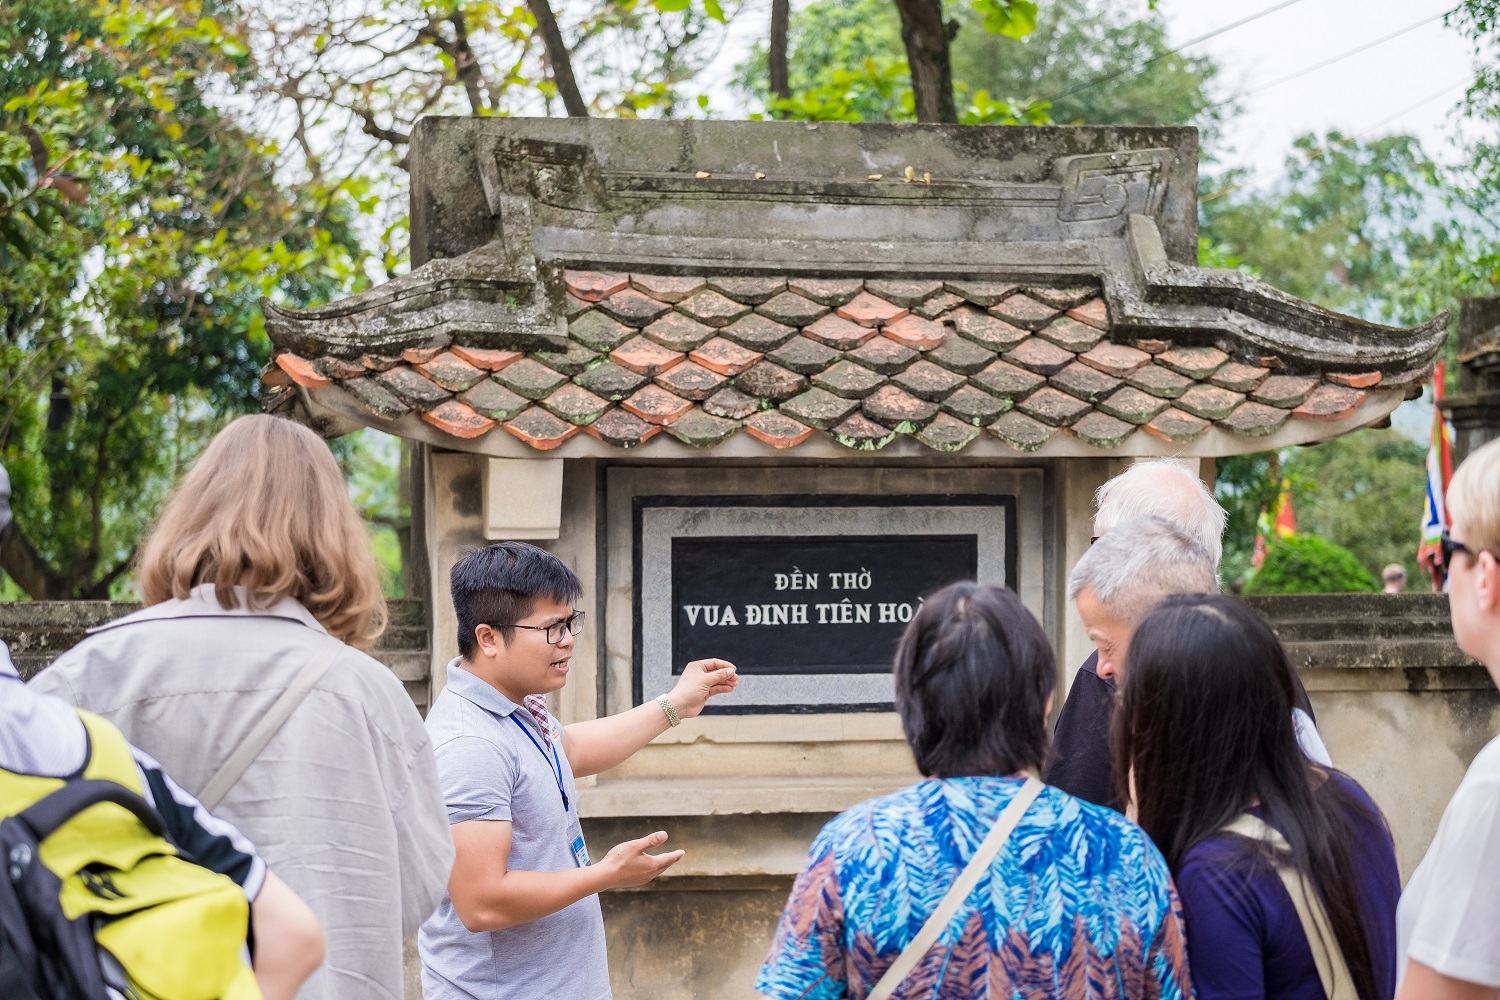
[1114, 594, 1385, 1000]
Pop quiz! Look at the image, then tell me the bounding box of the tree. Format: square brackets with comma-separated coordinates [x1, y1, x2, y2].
[1242, 534, 1380, 595]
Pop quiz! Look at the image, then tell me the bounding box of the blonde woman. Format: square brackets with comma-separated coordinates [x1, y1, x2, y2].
[32, 414, 453, 1000]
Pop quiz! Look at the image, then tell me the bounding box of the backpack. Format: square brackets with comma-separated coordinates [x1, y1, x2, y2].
[0, 710, 262, 1000]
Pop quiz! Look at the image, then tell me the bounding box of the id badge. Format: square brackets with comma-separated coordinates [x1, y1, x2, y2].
[567, 815, 591, 867]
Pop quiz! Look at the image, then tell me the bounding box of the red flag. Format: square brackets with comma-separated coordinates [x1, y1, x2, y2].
[1418, 362, 1454, 590]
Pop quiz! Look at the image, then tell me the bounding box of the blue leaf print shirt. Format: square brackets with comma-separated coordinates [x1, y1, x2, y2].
[757, 777, 1192, 1000]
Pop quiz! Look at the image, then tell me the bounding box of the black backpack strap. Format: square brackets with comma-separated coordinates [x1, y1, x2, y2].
[15, 780, 164, 843]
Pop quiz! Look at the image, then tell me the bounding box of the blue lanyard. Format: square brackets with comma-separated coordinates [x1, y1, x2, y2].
[510, 714, 569, 813]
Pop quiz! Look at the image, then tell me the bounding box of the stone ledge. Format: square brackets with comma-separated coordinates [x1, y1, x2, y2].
[578, 775, 913, 818]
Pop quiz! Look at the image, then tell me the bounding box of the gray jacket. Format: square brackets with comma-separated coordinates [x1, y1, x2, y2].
[32, 585, 454, 1000]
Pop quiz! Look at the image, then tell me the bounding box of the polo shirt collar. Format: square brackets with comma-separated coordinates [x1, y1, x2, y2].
[444, 659, 526, 722]
[87, 584, 329, 636]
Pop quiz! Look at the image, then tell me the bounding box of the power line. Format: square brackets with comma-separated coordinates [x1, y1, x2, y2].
[1245, 5, 1461, 97]
[1351, 71, 1474, 139]
[1042, 0, 1310, 103]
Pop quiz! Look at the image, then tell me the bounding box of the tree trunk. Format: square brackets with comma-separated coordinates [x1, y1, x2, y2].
[891, 0, 957, 123]
[526, 0, 589, 117]
[0, 522, 55, 599]
[769, 0, 791, 106]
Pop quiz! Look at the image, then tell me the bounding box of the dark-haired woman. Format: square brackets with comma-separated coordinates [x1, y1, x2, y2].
[1117, 594, 1400, 1000]
[758, 582, 1190, 1000]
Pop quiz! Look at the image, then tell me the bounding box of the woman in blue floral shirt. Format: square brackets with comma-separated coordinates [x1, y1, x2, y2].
[757, 582, 1191, 1000]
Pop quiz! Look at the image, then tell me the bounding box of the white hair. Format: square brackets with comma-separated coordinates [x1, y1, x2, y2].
[1092, 459, 1227, 569]
[1068, 516, 1220, 625]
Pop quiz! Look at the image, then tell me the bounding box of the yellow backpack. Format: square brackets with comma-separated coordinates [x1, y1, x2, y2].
[0, 710, 262, 1000]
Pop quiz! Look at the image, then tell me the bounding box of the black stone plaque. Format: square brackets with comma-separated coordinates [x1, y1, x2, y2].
[670, 534, 978, 675]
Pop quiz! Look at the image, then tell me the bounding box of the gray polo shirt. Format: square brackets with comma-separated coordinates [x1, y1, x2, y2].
[419, 660, 610, 1000]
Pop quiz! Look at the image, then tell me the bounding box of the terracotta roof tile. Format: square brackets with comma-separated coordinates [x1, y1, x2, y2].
[831, 412, 897, 451]
[422, 400, 496, 439]
[707, 276, 786, 304]
[570, 311, 636, 353]
[451, 346, 524, 371]
[804, 314, 879, 350]
[814, 360, 887, 399]
[704, 387, 761, 420]
[1125, 364, 1193, 399]
[359, 353, 401, 372]
[598, 286, 671, 326]
[1251, 375, 1318, 408]
[375, 366, 449, 408]
[735, 361, 808, 401]
[838, 291, 908, 328]
[1067, 298, 1109, 330]
[1017, 386, 1090, 426]
[415, 351, 486, 392]
[655, 360, 727, 401]
[275, 353, 331, 388]
[945, 280, 1017, 306]
[1135, 339, 1172, 354]
[677, 288, 752, 327]
[564, 293, 592, 319]
[989, 411, 1055, 451]
[345, 376, 410, 418]
[1381, 364, 1433, 391]
[401, 345, 447, 365]
[1156, 346, 1229, 380]
[1293, 384, 1366, 421]
[260, 363, 292, 389]
[913, 290, 966, 320]
[459, 378, 528, 420]
[991, 294, 1060, 330]
[972, 358, 1046, 399]
[319, 356, 366, 380]
[862, 384, 938, 428]
[744, 410, 815, 448]
[924, 333, 996, 375]
[892, 359, 966, 401]
[1037, 316, 1104, 353]
[787, 277, 863, 306]
[609, 337, 686, 377]
[757, 291, 829, 327]
[847, 336, 918, 374]
[1209, 362, 1270, 392]
[768, 335, 841, 374]
[1175, 383, 1243, 421]
[864, 279, 943, 307]
[1328, 371, 1382, 389]
[1026, 286, 1098, 310]
[574, 361, 649, 400]
[720, 313, 798, 352]
[494, 357, 570, 399]
[1003, 338, 1075, 376]
[532, 342, 600, 377]
[1050, 362, 1121, 403]
[690, 337, 763, 376]
[631, 275, 704, 302]
[1079, 342, 1151, 377]
[665, 407, 741, 447]
[643, 312, 716, 352]
[941, 384, 1011, 425]
[543, 384, 610, 425]
[1144, 407, 1209, 443]
[503, 407, 581, 449]
[882, 314, 946, 351]
[1070, 411, 1134, 449]
[781, 387, 859, 429]
[917, 412, 981, 452]
[564, 270, 628, 302]
[623, 384, 694, 425]
[1220, 400, 1290, 437]
[1098, 386, 1170, 425]
[951, 308, 1028, 351]
[586, 407, 661, 447]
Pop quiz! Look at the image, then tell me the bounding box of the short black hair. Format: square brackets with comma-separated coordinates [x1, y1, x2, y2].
[450, 542, 583, 658]
[892, 581, 1054, 778]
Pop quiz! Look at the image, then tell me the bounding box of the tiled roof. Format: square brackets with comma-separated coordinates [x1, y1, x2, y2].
[264, 271, 1423, 453]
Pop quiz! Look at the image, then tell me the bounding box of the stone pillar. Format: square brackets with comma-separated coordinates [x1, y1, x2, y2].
[1442, 297, 1500, 466]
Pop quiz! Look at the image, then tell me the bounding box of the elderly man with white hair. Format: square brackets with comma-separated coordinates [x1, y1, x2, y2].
[1043, 460, 1329, 809]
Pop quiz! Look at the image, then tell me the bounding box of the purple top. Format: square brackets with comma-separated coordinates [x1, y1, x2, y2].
[1176, 774, 1400, 1000]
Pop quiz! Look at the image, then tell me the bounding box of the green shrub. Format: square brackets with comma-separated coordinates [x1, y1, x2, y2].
[1243, 534, 1380, 595]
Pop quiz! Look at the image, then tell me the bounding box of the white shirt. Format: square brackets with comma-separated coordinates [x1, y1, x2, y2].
[1397, 733, 1500, 988]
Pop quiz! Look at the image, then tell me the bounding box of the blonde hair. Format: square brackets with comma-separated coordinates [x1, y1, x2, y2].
[137, 414, 387, 648]
[1449, 436, 1500, 555]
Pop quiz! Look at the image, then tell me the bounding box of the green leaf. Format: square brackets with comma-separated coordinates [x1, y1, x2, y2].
[703, 0, 725, 21]
[653, 0, 691, 13]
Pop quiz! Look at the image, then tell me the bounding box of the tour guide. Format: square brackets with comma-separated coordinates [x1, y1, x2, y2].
[420, 541, 738, 1000]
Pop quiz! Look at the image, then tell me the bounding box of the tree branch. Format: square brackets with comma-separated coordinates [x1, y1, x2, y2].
[891, 0, 957, 122]
[0, 521, 56, 600]
[526, 0, 589, 116]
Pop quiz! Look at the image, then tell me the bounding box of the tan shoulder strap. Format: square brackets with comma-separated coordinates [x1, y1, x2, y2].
[867, 776, 1045, 1000]
[1223, 814, 1357, 1000]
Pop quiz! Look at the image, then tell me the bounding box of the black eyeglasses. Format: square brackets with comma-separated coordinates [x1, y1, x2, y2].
[501, 611, 586, 645]
[1441, 531, 1486, 566]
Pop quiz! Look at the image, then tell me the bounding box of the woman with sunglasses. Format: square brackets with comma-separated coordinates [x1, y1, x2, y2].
[1397, 437, 1500, 1000]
